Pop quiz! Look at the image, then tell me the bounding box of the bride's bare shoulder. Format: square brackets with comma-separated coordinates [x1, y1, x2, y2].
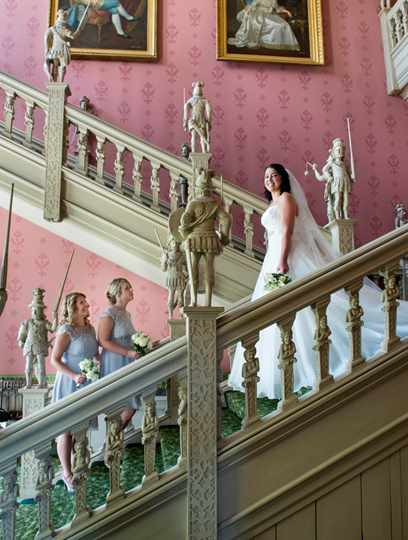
[279, 192, 298, 215]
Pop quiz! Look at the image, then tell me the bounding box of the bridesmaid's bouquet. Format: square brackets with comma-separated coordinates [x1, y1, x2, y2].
[131, 331, 152, 357]
[264, 272, 291, 292]
[78, 358, 100, 384]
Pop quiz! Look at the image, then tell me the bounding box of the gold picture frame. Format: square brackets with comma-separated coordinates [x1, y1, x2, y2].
[48, 0, 158, 61]
[217, 0, 324, 65]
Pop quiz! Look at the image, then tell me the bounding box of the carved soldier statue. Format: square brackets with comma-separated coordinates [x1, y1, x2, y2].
[183, 81, 212, 154]
[394, 203, 408, 229]
[177, 169, 232, 307]
[312, 138, 355, 222]
[44, 4, 91, 83]
[17, 289, 58, 388]
[161, 235, 188, 319]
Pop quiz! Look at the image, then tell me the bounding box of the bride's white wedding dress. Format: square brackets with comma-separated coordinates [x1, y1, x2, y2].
[229, 176, 408, 400]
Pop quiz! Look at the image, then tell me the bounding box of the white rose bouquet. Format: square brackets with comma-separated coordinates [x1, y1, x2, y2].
[131, 331, 152, 357]
[264, 272, 291, 292]
[78, 358, 100, 385]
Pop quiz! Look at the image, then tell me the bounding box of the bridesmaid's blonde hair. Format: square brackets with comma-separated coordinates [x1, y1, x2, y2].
[60, 292, 88, 325]
[106, 278, 131, 305]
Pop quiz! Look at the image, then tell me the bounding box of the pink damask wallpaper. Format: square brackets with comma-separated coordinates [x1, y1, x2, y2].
[0, 209, 169, 374]
[0, 1, 408, 372]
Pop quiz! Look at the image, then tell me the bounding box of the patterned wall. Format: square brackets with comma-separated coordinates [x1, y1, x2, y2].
[0, 209, 169, 374]
[0, 0, 408, 371]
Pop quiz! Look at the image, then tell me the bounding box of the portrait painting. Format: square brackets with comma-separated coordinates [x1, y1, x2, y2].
[48, 0, 157, 60]
[217, 0, 324, 65]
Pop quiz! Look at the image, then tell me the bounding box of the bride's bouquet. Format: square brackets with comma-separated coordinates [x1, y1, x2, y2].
[131, 331, 152, 357]
[264, 272, 291, 292]
[78, 358, 100, 385]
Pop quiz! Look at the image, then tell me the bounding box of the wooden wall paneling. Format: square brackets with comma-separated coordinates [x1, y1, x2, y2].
[276, 504, 315, 540]
[362, 459, 392, 540]
[401, 447, 408, 540]
[253, 525, 276, 540]
[390, 451, 403, 540]
[316, 476, 362, 540]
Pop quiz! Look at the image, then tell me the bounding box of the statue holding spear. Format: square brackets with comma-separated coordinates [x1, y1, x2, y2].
[17, 251, 75, 388]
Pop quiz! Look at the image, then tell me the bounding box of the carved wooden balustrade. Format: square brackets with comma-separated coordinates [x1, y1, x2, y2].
[0, 70, 267, 259]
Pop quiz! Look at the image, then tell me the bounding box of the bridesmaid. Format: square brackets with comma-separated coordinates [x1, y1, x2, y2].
[51, 292, 98, 493]
[98, 278, 139, 429]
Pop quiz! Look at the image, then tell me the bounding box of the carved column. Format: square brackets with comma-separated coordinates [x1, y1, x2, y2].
[104, 412, 125, 504]
[150, 160, 161, 212]
[76, 125, 89, 175]
[114, 144, 125, 192]
[95, 136, 106, 184]
[24, 101, 35, 147]
[184, 306, 224, 540]
[169, 170, 179, 212]
[345, 279, 365, 368]
[177, 374, 187, 468]
[312, 297, 334, 389]
[277, 313, 298, 410]
[243, 207, 254, 257]
[142, 392, 159, 486]
[381, 261, 401, 352]
[224, 197, 233, 241]
[324, 218, 356, 255]
[132, 153, 143, 201]
[71, 424, 91, 525]
[241, 332, 260, 429]
[34, 442, 55, 540]
[18, 387, 50, 502]
[190, 153, 212, 199]
[0, 462, 18, 540]
[44, 83, 71, 222]
[3, 89, 16, 137]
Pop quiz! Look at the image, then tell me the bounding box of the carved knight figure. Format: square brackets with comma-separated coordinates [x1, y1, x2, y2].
[44, 5, 91, 83]
[161, 235, 188, 319]
[17, 289, 58, 388]
[183, 81, 212, 154]
[177, 169, 232, 307]
[312, 138, 355, 222]
[394, 203, 407, 229]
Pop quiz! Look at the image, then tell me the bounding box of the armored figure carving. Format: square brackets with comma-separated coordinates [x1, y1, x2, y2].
[394, 203, 407, 229]
[311, 138, 355, 221]
[183, 81, 212, 153]
[17, 289, 58, 388]
[161, 236, 188, 319]
[44, 5, 90, 83]
[178, 169, 232, 307]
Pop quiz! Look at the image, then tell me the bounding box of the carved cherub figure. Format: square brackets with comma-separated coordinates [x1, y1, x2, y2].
[183, 81, 212, 153]
[161, 235, 188, 319]
[312, 138, 355, 222]
[17, 288, 58, 388]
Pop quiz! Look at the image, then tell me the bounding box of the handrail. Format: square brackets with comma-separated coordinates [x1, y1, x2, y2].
[0, 336, 187, 466]
[0, 72, 48, 108]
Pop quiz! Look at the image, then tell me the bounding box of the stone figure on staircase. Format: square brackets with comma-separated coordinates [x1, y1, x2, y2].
[183, 81, 212, 153]
[161, 235, 188, 319]
[17, 288, 58, 388]
[178, 169, 232, 307]
[44, 4, 91, 83]
[394, 203, 407, 228]
[311, 138, 355, 222]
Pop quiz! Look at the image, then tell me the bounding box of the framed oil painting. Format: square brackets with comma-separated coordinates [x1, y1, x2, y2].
[217, 0, 324, 65]
[48, 0, 157, 60]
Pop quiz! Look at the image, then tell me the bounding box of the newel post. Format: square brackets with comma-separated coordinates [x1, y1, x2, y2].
[184, 306, 224, 540]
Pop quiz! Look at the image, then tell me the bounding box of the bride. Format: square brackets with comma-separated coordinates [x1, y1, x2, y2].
[228, 0, 300, 51]
[228, 164, 408, 399]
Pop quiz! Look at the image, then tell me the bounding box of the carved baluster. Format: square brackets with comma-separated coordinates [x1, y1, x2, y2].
[96, 136, 106, 183]
[132, 153, 144, 201]
[34, 443, 55, 539]
[71, 424, 91, 525]
[142, 392, 159, 486]
[114, 145, 125, 192]
[104, 413, 125, 504]
[241, 333, 260, 428]
[312, 297, 334, 389]
[24, 101, 35, 147]
[177, 375, 187, 468]
[76, 125, 89, 175]
[224, 197, 233, 241]
[381, 261, 401, 352]
[243, 206, 254, 257]
[391, 17, 398, 46]
[0, 464, 18, 540]
[345, 279, 365, 369]
[150, 161, 161, 212]
[277, 313, 298, 410]
[397, 9, 405, 39]
[169, 170, 179, 212]
[3, 90, 16, 137]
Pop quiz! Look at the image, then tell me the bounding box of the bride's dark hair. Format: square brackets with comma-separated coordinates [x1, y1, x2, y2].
[264, 163, 291, 201]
